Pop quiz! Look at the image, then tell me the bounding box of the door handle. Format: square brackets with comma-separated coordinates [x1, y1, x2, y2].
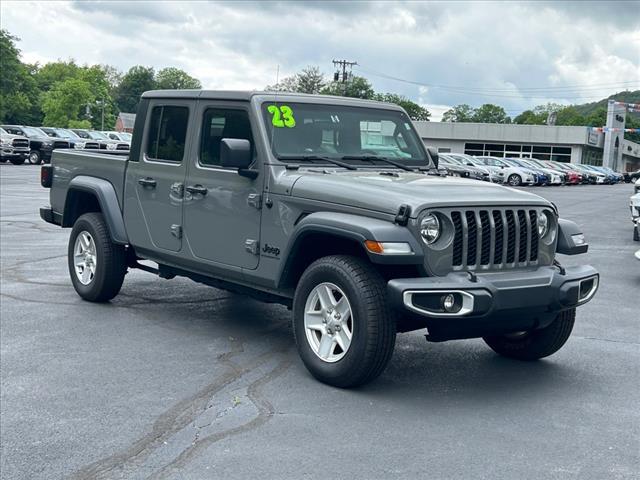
[138, 177, 157, 188]
[186, 184, 208, 196]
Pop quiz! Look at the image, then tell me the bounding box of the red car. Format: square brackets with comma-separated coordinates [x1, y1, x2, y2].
[544, 161, 583, 184]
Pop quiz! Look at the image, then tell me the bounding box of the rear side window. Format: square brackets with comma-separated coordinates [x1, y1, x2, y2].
[146, 106, 189, 162]
[200, 109, 253, 166]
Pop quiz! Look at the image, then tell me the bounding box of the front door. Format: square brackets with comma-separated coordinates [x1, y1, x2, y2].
[124, 102, 191, 252]
[182, 103, 261, 269]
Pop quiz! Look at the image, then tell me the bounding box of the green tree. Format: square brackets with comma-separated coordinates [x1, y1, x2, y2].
[555, 106, 587, 126]
[34, 60, 80, 92]
[155, 67, 202, 90]
[41, 78, 94, 127]
[441, 104, 475, 122]
[321, 76, 375, 99]
[0, 30, 40, 124]
[79, 65, 117, 129]
[472, 104, 510, 123]
[266, 66, 327, 94]
[374, 93, 430, 121]
[513, 109, 546, 125]
[115, 65, 156, 113]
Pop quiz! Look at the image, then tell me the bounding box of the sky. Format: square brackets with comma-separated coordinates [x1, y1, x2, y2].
[1, 0, 639, 120]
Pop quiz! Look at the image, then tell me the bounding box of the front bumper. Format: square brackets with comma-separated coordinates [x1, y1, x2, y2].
[0, 147, 29, 159]
[388, 265, 599, 340]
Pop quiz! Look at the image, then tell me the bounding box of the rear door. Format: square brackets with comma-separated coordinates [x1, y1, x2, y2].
[124, 101, 191, 252]
[182, 102, 261, 269]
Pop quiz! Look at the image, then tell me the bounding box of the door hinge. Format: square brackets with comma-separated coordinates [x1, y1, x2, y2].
[245, 239, 259, 255]
[247, 193, 262, 209]
[170, 224, 182, 239]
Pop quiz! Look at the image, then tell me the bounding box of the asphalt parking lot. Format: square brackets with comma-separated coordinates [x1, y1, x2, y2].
[1, 164, 638, 480]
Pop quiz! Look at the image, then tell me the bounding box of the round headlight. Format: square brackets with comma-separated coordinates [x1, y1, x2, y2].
[538, 211, 550, 237]
[420, 214, 441, 245]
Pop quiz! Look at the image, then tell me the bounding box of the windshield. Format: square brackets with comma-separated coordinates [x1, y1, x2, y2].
[119, 132, 132, 141]
[88, 131, 109, 140]
[0, 128, 6, 135]
[23, 127, 45, 137]
[59, 129, 80, 138]
[261, 102, 430, 166]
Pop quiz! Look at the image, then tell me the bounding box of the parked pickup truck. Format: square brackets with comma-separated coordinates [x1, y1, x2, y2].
[40, 91, 599, 387]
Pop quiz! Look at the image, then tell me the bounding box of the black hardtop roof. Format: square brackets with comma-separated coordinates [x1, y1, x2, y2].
[141, 90, 403, 110]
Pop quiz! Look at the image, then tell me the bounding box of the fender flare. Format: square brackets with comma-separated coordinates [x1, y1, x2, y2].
[276, 211, 424, 286]
[63, 176, 129, 244]
[556, 218, 588, 255]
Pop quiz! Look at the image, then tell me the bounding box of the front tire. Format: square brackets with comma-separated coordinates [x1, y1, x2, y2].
[28, 150, 42, 165]
[68, 212, 127, 302]
[508, 174, 522, 186]
[292, 255, 396, 388]
[483, 308, 575, 360]
[634, 225, 639, 242]
[9, 158, 25, 165]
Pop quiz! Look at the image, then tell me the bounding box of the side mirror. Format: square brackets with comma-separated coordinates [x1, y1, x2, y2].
[427, 147, 439, 169]
[220, 138, 252, 169]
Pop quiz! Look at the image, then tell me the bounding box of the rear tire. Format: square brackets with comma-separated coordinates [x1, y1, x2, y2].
[292, 255, 396, 388]
[68, 212, 127, 302]
[9, 158, 25, 165]
[507, 174, 522, 186]
[483, 308, 575, 361]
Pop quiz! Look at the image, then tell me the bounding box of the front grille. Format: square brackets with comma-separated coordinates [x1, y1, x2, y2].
[116, 143, 129, 150]
[85, 142, 100, 149]
[12, 139, 29, 148]
[451, 208, 540, 270]
[53, 140, 70, 149]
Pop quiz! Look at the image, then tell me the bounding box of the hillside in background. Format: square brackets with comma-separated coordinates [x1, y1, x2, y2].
[573, 90, 640, 116]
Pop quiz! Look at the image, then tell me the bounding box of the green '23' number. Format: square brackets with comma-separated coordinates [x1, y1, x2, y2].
[268, 105, 296, 128]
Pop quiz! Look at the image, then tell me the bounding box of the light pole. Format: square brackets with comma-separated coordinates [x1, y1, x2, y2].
[96, 98, 105, 131]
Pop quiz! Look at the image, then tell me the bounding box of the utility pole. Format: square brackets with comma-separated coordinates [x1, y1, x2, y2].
[96, 98, 105, 131]
[332, 59, 357, 94]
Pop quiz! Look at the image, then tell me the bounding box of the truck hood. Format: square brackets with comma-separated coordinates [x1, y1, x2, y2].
[290, 170, 550, 216]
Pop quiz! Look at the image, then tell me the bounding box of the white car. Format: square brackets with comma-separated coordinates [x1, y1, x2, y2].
[447, 153, 504, 183]
[475, 156, 535, 186]
[101, 131, 132, 143]
[631, 179, 640, 241]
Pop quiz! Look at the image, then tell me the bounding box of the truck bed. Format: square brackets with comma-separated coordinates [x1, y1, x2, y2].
[49, 150, 129, 216]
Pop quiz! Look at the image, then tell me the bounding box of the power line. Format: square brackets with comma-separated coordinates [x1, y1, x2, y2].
[355, 66, 639, 98]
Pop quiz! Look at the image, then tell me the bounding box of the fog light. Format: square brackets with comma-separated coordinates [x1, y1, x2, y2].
[442, 294, 456, 312]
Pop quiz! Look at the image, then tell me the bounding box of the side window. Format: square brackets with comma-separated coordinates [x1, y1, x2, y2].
[109, 133, 118, 140]
[200, 109, 253, 166]
[146, 106, 189, 162]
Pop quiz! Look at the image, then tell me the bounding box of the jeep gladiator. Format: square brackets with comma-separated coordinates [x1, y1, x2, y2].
[40, 91, 599, 387]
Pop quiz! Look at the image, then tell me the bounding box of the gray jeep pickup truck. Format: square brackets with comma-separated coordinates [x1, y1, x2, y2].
[40, 90, 599, 387]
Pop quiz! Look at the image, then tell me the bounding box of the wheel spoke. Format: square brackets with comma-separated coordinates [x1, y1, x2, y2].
[81, 266, 91, 284]
[74, 253, 85, 265]
[316, 284, 336, 311]
[305, 312, 325, 331]
[335, 329, 350, 352]
[317, 334, 335, 359]
[334, 297, 351, 321]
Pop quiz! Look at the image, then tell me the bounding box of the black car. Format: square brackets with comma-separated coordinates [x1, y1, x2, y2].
[40, 127, 101, 150]
[0, 125, 70, 164]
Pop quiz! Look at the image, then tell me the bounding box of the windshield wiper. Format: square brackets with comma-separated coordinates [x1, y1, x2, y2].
[277, 154, 358, 170]
[340, 155, 416, 172]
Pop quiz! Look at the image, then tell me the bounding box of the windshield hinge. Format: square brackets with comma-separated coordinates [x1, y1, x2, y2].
[395, 204, 411, 226]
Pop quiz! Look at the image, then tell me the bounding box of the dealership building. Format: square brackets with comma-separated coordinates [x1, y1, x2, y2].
[414, 121, 640, 172]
